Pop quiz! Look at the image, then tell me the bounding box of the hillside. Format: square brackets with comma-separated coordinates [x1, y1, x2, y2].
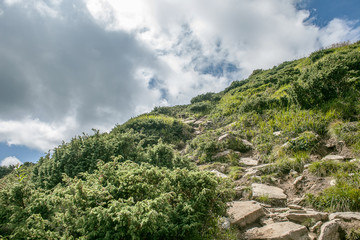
[1, 41, 360, 239]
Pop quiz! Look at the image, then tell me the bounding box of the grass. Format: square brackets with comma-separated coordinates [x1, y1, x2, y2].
[307, 173, 360, 212]
[309, 160, 359, 177]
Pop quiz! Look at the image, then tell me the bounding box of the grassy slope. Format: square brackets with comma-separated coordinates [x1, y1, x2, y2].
[1, 41, 360, 239]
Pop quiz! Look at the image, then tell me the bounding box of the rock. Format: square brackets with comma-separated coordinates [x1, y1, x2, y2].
[322, 155, 344, 161]
[252, 183, 287, 205]
[268, 207, 290, 213]
[329, 212, 360, 221]
[243, 163, 274, 177]
[219, 217, 231, 230]
[318, 220, 340, 240]
[288, 204, 303, 210]
[227, 201, 265, 227]
[182, 119, 195, 124]
[218, 133, 232, 141]
[194, 117, 206, 125]
[260, 217, 275, 225]
[310, 221, 322, 232]
[273, 131, 282, 136]
[240, 157, 258, 166]
[329, 179, 336, 186]
[212, 150, 232, 159]
[194, 130, 202, 135]
[282, 210, 328, 223]
[308, 232, 317, 240]
[293, 175, 304, 186]
[210, 169, 228, 178]
[242, 139, 254, 148]
[245, 222, 310, 240]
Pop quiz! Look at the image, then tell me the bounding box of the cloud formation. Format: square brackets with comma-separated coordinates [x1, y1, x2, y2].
[0, 0, 359, 152]
[1, 156, 22, 167]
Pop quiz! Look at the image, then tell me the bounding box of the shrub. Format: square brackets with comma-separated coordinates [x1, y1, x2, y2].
[288, 131, 319, 152]
[0, 161, 234, 239]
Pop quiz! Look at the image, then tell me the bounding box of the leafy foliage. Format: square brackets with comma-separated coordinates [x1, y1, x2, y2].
[1, 161, 234, 239]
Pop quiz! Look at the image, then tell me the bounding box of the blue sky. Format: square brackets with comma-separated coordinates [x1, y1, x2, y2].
[303, 0, 360, 28]
[0, 0, 359, 166]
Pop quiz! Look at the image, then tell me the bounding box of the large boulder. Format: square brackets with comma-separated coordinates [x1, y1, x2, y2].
[329, 212, 360, 221]
[227, 201, 265, 227]
[322, 155, 344, 161]
[282, 210, 328, 223]
[245, 222, 309, 240]
[252, 183, 287, 206]
[318, 220, 340, 240]
[240, 157, 259, 166]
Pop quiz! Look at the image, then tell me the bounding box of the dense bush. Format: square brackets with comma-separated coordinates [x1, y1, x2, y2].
[115, 115, 193, 148]
[290, 51, 360, 108]
[0, 161, 234, 239]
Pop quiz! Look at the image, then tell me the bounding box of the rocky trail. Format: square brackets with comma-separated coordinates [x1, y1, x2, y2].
[184, 116, 360, 240]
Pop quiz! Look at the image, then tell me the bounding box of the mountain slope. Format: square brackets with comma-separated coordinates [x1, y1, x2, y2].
[1, 41, 360, 239]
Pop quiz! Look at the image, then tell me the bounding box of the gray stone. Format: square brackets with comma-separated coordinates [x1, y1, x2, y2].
[329, 179, 336, 186]
[242, 139, 254, 148]
[329, 212, 360, 221]
[227, 201, 265, 227]
[283, 211, 328, 223]
[288, 204, 303, 210]
[218, 133, 232, 141]
[322, 155, 344, 161]
[293, 175, 304, 186]
[310, 221, 322, 233]
[245, 222, 309, 240]
[212, 150, 232, 159]
[182, 119, 195, 124]
[210, 169, 228, 178]
[252, 183, 287, 202]
[240, 157, 258, 166]
[219, 217, 231, 230]
[273, 131, 282, 136]
[318, 220, 340, 240]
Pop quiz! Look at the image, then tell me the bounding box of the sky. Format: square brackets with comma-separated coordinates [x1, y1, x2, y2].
[0, 0, 360, 166]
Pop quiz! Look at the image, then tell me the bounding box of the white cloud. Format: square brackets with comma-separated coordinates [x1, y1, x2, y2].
[0, 116, 77, 152]
[0, 0, 359, 153]
[1, 156, 22, 167]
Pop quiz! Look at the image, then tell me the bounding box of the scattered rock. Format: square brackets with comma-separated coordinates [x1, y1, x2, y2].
[227, 201, 265, 227]
[219, 217, 231, 230]
[310, 221, 322, 232]
[251, 183, 287, 206]
[282, 210, 328, 223]
[245, 222, 310, 240]
[318, 219, 340, 240]
[240, 157, 259, 166]
[329, 212, 360, 221]
[273, 131, 282, 136]
[293, 175, 304, 187]
[218, 133, 232, 141]
[182, 119, 195, 124]
[288, 204, 303, 210]
[322, 155, 344, 161]
[212, 150, 232, 159]
[329, 179, 336, 186]
[242, 139, 254, 148]
[210, 169, 228, 178]
[194, 117, 206, 125]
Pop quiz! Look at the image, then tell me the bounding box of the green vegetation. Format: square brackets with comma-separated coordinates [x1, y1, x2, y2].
[307, 173, 360, 212]
[309, 160, 359, 177]
[1, 41, 360, 238]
